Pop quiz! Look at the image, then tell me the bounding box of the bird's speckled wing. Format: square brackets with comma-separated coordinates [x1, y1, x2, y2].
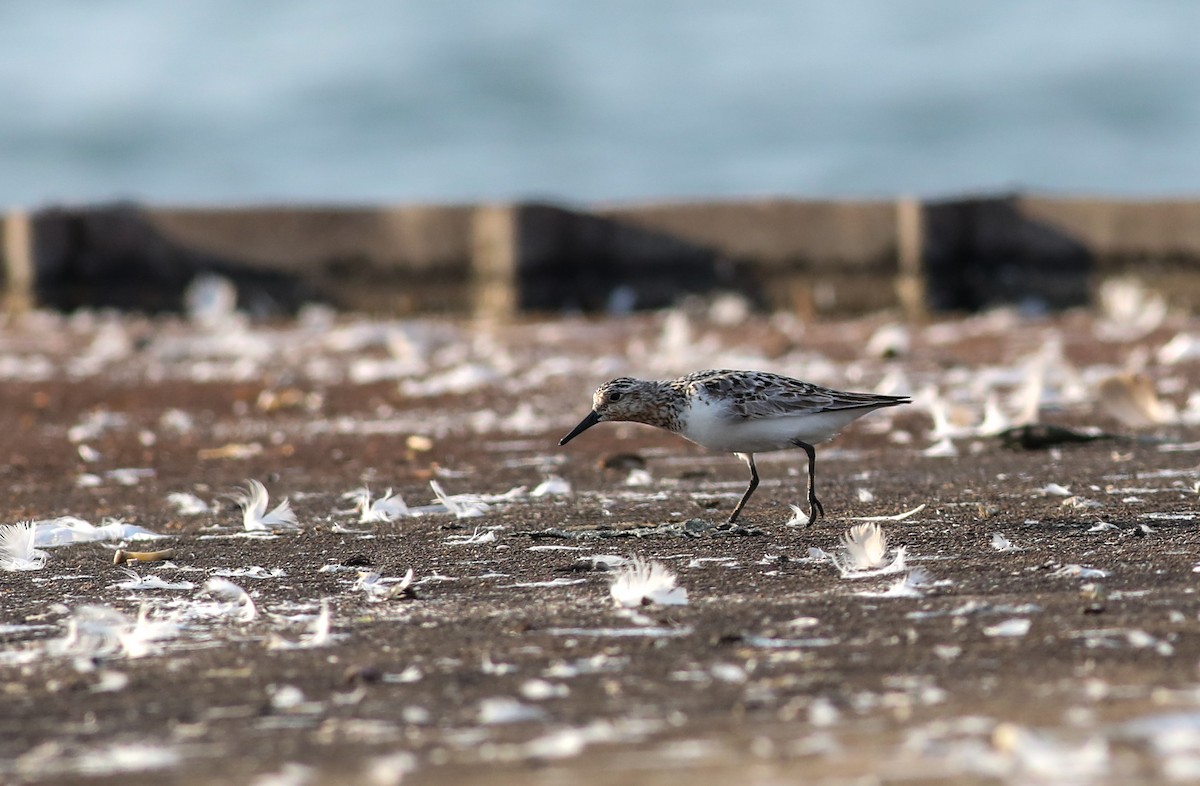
[679, 370, 906, 420]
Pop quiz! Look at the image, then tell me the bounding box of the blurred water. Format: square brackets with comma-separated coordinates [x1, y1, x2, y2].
[2, 0, 1199, 206]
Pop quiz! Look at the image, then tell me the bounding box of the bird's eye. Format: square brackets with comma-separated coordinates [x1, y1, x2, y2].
[609, 392, 623, 402]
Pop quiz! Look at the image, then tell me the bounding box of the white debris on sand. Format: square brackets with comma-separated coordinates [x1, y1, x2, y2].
[235, 480, 300, 532]
[610, 556, 688, 608]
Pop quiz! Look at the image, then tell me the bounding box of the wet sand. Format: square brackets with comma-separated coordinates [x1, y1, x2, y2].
[2, 303, 1199, 784]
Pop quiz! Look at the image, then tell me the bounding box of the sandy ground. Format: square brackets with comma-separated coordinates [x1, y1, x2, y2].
[3, 296, 1200, 785]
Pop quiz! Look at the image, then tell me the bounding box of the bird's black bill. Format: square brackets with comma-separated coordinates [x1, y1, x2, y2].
[559, 410, 601, 445]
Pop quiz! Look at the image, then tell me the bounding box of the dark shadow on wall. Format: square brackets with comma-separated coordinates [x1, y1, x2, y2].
[923, 195, 1093, 312]
[31, 204, 313, 315]
[509, 203, 753, 312]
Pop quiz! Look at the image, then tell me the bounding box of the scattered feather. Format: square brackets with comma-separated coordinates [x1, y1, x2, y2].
[851, 503, 927, 522]
[831, 523, 908, 578]
[531, 476, 572, 497]
[520, 678, 569, 700]
[51, 605, 128, 658]
[159, 409, 195, 434]
[268, 600, 337, 650]
[686, 556, 737, 568]
[710, 663, 748, 683]
[990, 533, 1021, 552]
[354, 571, 387, 601]
[235, 480, 300, 532]
[984, 618, 1032, 638]
[865, 322, 910, 358]
[51, 604, 180, 659]
[1098, 276, 1167, 338]
[391, 568, 416, 598]
[1052, 564, 1109, 579]
[198, 442, 262, 460]
[429, 480, 488, 518]
[185, 274, 239, 326]
[67, 410, 128, 444]
[363, 753, 418, 785]
[1125, 629, 1173, 656]
[992, 722, 1111, 780]
[112, 568, 195, 591]
[91, 670, 131, 693]
[248, 763, 315, 786]
[329, 522, 373, 535]
[922, 437, 958, 457]
[808, 697, 841, 727]
[445, 527, 497, 545]
[212, 566, 287, 579]
[166, 492, 210, 516]
[1158, 333, 1200, 365]
[34, 516, 162, 547]
[119, 606, 183, 658]
[624, 468, 654, 486]
[478, 696, 546, 725]
[784, 505, 811, 527]
[1039, 483, 1073, 497]
[355, 569, 415, 601]
[105, 468, 155, 486]
[610, 556, 688, 608]
[55, 743, 181, 776]
[303, 600, 334, 647]
[202, 578, 258, 622]
[584, 554, 628, 570]
[503, 577, 588, 589]
[348, 486, 410, 523]
[923, 390, 977, 440]
[1097, 372, 1176, 428]
[0, 522, 48, 570]
[399, 363, 501, 398]
[859, 568, 933, 598]
[977, 394, 1011, 436]
[841, 523, 890, 569]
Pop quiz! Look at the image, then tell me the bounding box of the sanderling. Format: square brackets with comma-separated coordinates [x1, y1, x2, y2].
[560, 369, 909, 523]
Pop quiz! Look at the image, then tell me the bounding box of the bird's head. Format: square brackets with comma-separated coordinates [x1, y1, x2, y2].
[559, 377, 658, 445]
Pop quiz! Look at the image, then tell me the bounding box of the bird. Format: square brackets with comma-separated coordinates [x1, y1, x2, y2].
[559, 369, 909, 523]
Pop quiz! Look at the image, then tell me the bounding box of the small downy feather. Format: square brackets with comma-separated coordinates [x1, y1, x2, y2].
[0, 522, 48, 571]
[840, 523, 890, 570]
[349, 487, 410, 523]
[831, 522, 908, 577]
[610, 556, 688, 608]
[235, 480, 300, 532]
[203, 577, 258, 622]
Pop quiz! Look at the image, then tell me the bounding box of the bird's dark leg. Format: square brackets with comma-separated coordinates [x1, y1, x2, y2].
[728, 452, 759, 523]
[795, 441, 823, 524]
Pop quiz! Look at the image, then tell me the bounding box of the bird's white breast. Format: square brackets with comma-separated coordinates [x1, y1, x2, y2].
[679, 396, 875, 453]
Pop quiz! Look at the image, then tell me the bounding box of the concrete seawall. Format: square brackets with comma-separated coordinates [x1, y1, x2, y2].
[3, 195, 1199, 317]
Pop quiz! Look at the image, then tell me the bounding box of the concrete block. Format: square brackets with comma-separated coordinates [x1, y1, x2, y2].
[922, 195, 1092, 312]
[10, 194, 1200, 317]
[600, 199, 898, 271]
[470, 202, 734, 317]
[147, 205, 475, 313]
[598, 199, 901, 314]
[1, 210, 34, 311]
[27, 203, 474, 314]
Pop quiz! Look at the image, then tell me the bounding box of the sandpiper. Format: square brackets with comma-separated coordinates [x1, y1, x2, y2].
[560, 369, 910, 523]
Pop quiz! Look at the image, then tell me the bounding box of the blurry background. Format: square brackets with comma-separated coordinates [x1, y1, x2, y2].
[3, 0, 1199, 207]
